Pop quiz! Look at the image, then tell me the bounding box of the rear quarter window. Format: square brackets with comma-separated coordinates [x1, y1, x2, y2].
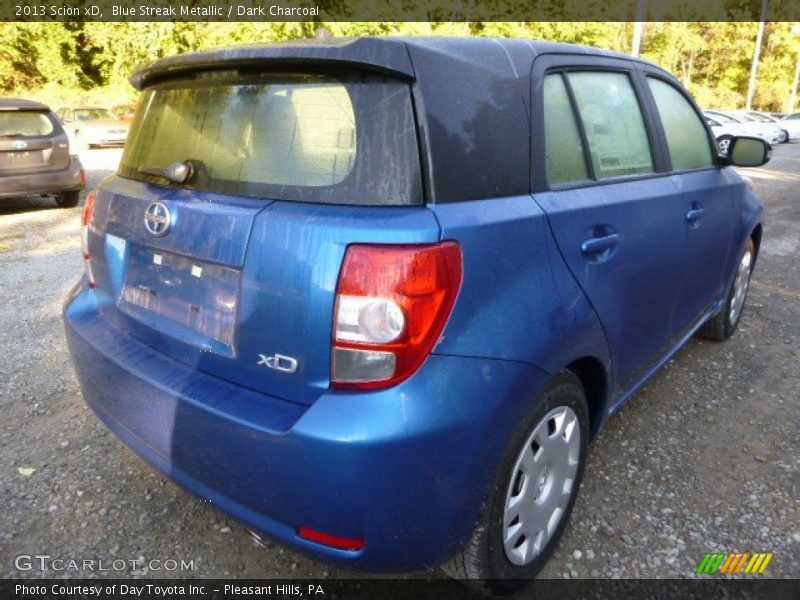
[543, 74, 590, 185]
[120, 70, 422, 206]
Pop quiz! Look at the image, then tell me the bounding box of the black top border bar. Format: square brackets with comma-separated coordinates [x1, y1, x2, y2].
[3, 0, 800, 22]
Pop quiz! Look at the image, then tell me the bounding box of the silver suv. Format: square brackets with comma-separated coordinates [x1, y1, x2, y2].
[0, 98, 85, 207]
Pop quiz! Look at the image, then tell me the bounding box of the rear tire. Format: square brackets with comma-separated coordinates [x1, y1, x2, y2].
[441, 371, 589, 595]
[56, 191, 80, 208]
[699, 239, 755, 341]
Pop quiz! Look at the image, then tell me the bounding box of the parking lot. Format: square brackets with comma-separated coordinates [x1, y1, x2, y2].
[1, 145, 798, 582]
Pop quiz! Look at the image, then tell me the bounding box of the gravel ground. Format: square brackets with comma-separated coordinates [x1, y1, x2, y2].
[0, 146, 798, 586]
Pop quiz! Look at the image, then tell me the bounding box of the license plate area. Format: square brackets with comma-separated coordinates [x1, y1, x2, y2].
[0, 150, 43, 168]
[118, 244, 240, 356]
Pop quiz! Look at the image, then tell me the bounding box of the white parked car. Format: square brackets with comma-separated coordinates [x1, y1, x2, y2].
[705, 110, 782, 146]
[704, 111, 752, 156]
[56, 107, 129, 149]
[733, 111, 789, 143]
[776, 111, 800, 140]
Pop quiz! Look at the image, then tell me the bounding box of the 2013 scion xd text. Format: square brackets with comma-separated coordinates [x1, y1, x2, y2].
[63, 37, 767, 592]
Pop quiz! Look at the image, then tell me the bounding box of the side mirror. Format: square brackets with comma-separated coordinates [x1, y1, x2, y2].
[723, 136, 771, 167]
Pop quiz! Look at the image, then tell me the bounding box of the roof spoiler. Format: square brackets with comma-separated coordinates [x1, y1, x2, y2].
[130, 38, 416, 90]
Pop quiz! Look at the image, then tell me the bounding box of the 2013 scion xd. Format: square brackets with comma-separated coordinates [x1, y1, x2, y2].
[63, 37, 767, 592]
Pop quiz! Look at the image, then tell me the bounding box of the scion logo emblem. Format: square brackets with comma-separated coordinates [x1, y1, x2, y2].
[144, 202, 171, 237]
[11, 140, 28, 150]
[257, 353, 298, 373]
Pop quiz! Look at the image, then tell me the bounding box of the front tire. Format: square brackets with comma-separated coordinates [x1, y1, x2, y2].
[699, 239, 755, 341]
[442, 371, 589, 594]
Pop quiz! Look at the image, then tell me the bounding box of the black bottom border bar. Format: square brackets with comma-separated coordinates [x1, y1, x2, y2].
[3, 579, 800, 600]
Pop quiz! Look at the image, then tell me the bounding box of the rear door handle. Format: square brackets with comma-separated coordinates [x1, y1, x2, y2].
[686, 207, 706, 223]
[581, 233, 620, 255]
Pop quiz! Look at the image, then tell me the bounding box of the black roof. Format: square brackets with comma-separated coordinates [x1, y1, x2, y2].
[130, 37, 661, 88]
[0, 97, 51, 111]
[130, 37, 672, 203]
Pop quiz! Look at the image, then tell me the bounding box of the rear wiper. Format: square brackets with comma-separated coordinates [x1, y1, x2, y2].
[138, 161, 196, 184]
[137, 166, 166, 177]
[0, 133, 25, 138]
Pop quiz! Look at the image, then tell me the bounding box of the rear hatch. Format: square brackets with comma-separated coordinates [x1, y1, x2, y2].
[0, 108, 70, 175]
[87, 66, 439, 406]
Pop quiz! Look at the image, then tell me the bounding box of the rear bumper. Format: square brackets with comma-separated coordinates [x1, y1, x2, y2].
[63, 283, 550, 572]
[0, 156, 84, 198]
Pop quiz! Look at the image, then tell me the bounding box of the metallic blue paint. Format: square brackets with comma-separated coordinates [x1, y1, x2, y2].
[88, 177, 440, 406]
[62, 37, 765, 574]
[430, 196, 611, 378]
[535, 174, 719, 392]
[65, 285, 551, 571]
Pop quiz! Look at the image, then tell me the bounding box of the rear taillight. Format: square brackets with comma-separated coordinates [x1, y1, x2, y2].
[332, 242, 462, 390]
[79, 168, 87, 188]
[82, 190, 97, 288]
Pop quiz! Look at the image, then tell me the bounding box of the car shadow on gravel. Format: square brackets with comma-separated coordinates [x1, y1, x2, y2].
[0, 196, 64, 216]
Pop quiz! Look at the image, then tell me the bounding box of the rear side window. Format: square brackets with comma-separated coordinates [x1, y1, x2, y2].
[648, 78, 713, 170]
[543, 74, 589, 185]
[567, 72, 654, 179]
[120, 70, 422, 206]
[0, 111, 55, 137]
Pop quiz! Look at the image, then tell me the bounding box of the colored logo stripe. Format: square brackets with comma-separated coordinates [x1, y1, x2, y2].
[697, 552, 773, 574]
[697, 553, 726, 574]
[744, 552, 773, 574]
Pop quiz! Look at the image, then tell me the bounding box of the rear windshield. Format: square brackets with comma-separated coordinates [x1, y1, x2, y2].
[119, 70, 422, 205]
[0, 111, 55, 137]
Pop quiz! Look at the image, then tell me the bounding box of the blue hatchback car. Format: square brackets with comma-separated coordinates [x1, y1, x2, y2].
[63, 37, 767, 592]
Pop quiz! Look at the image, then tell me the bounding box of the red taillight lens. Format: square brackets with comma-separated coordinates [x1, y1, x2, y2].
[297, 526, 364, 551]
[82, 190, 97, 287]
[82, 190, 96, 227]
[332, 242, 462, 390]
[79, 168, 87, 188]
